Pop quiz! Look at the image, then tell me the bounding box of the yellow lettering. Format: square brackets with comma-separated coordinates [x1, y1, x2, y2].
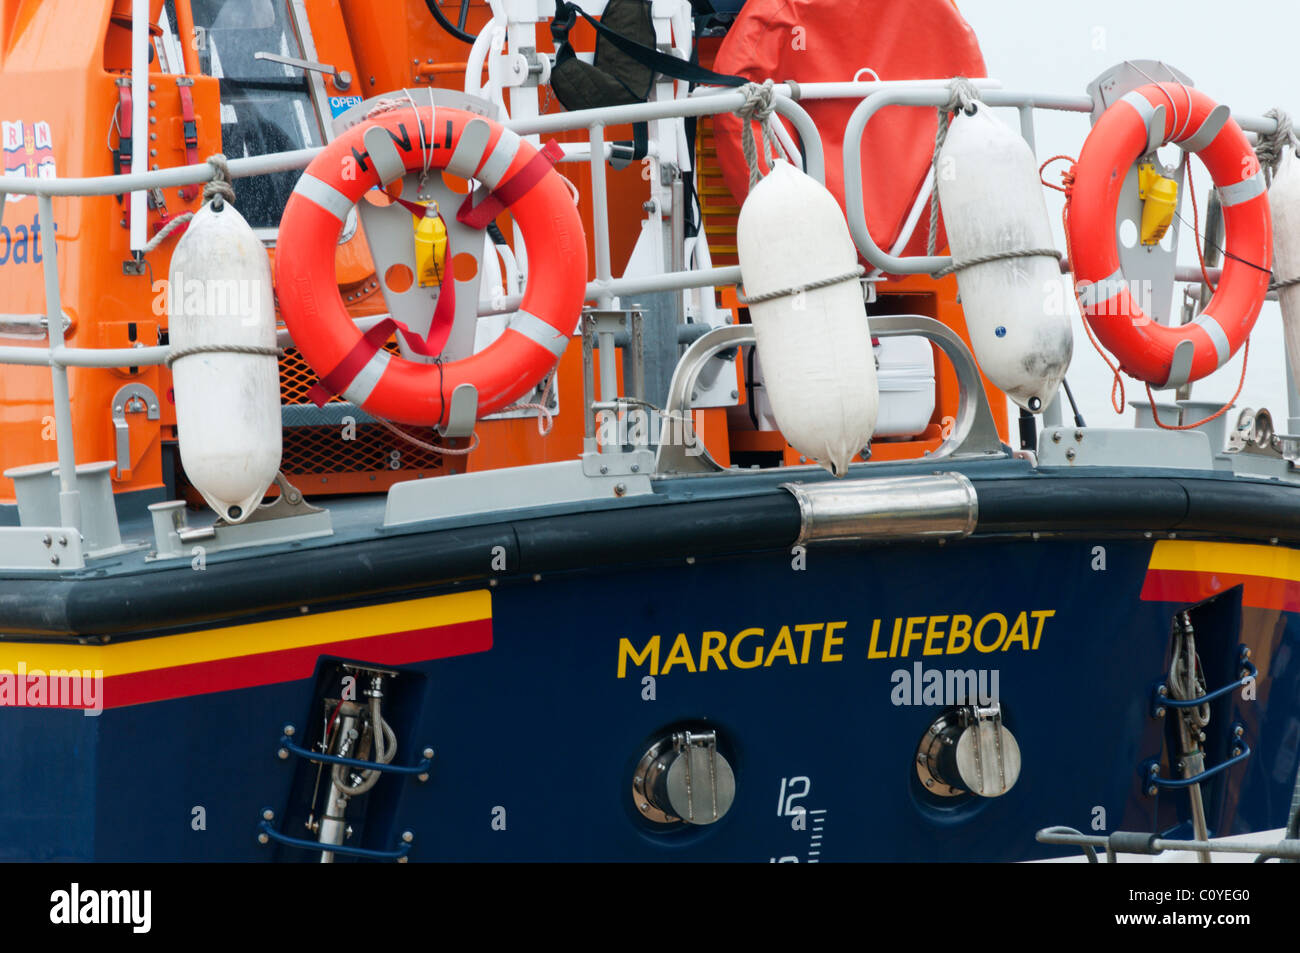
[617, 635, 660, 678]
[660, 633, 697, 674]
[699, 631, 728, 672]
[730, 628, 764, 669]
[823, 621, 846, 662]
[796, 623, 822, 664]
[901, 616, 927, 657]
[868, 619, 888, 659]
[1031, 609, 1055, 649]
[1001, 612, 1031, 651]
[764, 625, 798, 666]
[889, 617, 901, 657]
[974, 613, 1007, 652]
[947, 615, 972, 654]
[923, 616, 948, 656]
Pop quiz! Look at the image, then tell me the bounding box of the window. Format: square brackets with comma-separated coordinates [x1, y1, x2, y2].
[190, 0, 326, 230]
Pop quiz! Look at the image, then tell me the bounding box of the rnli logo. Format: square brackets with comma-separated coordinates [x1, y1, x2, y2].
[2, 119, 55, 199]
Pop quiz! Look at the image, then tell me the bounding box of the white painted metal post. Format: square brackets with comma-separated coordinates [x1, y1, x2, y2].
[39, 193, 80, 531]
[130, 0, 149, 252]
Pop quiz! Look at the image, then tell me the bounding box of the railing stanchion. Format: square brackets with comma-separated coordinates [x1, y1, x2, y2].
[588, 123, 614, 310]
[38, 192, 80, 532]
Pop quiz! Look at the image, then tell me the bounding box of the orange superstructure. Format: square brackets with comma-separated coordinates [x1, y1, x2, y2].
[0, 0, 1006, 510]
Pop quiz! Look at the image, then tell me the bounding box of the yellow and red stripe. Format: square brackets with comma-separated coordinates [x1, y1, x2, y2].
[1141, 540, 1300, 611]
[0, 590, 491, 710]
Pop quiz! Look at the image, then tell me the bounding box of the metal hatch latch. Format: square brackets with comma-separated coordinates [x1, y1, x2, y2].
[110, 383, 159, 479]
[633, 728, 736, 826]
[916, 703, 1021, 798]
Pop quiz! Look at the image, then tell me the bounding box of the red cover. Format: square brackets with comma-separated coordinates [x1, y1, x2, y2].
[711, 0, 986, 264]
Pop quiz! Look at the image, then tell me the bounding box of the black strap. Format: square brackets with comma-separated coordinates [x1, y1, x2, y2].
[551, 0, 747, 88]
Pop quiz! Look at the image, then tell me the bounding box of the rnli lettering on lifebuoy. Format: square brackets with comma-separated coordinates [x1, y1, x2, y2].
[1068, 83, 1272, 388]
[275, 106, 587, 427]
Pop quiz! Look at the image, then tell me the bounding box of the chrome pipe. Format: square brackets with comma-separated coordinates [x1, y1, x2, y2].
[781, 473, 978, 545]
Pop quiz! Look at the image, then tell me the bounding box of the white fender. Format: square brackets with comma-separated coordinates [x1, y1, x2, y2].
[937, 102, 1072, 412]
[167, 200, 281, 523]
[736, 160, 878, 476]
[1271, 150, 1300, 400]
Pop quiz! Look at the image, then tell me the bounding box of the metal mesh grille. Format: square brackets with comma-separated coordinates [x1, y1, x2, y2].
[279, 342, 402, 406]
[281, 424, 450, 475]
[278, 342, 450, 480]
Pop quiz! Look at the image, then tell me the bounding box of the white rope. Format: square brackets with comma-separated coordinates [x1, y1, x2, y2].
[926, 77, 981, 256]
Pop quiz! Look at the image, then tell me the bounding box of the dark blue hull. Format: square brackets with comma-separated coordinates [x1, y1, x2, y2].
[3, 517, 1295, 862]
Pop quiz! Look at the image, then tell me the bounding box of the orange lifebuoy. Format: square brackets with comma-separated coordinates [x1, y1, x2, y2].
[276, 106, 587, 427]
[1068, 82, 1271, 388]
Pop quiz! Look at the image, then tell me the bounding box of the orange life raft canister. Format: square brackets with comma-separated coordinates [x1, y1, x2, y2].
[1068, 82, 1272, 388]
[276, 106, 587, 427]
[711, 0, 987, 262]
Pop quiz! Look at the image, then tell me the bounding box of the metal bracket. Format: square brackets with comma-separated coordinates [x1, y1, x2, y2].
[436, 382, 479, 439]
[655, 315, 1006, 474]
[110, 383, 159, 479]
[155, 474, 332, 560]
[1226, 407, 1300, 463]
[1086, 61, 1198, 328]
[223, 472, 323, 527]
[0, 526, 85, 570]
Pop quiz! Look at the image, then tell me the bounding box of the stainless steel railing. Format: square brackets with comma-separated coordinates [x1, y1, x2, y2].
[0, 80, 1287, 533]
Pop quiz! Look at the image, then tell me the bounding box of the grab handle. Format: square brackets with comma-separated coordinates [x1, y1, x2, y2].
[1151, 646, 1257, 718]
[257, 810, 413, 861]
[1140, 725, 1251, 792]
[277, 725, 434, 779]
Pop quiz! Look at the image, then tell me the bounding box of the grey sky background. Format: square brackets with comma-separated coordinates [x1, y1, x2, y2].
[954, 0, 1299, 432]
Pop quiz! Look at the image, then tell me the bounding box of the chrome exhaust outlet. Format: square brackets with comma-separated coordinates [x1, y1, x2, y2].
[781, 472, 978, 545]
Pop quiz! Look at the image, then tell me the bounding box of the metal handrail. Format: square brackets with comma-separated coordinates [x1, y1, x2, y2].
[841, 87, 1283, 279]
[0, 81, 1288, 534]
[1036, 825, 1300, 861]
[1151, 647, 1258, 717]
[1142, 738, 1252, 791]
[257, 815, 413, 861]
[277, 730, 434, 778]
[654, 314, 1006, 474]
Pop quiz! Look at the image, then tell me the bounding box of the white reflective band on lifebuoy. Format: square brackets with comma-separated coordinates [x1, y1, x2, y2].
[1194, 311, 1232, 366]
[292, 172, 354, 223]
[1077, 267, 1128, 308]
[509, 309, 569, 357]
[1218, 170, 1266, 207]
[340, 348, 392, 405]
[473, 127, 522, 190]
[1119, 90, 1156, 128]
[1178, 103, 1230, 153]
[363, 125, 408, 187]
[447, 118, 493, 180]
